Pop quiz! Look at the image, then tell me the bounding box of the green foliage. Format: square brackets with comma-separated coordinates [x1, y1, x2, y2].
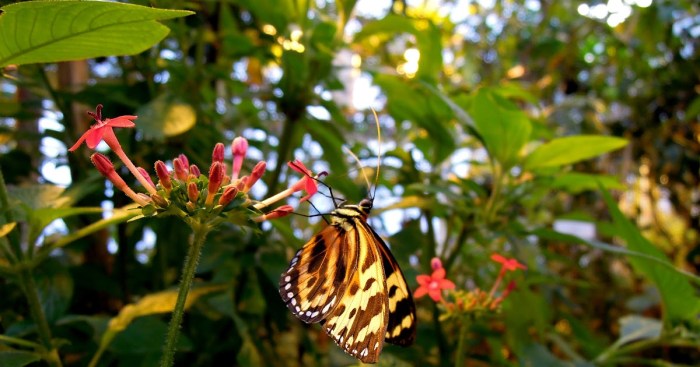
[1, 0, 699, 366]
[0, 1, 192, 67]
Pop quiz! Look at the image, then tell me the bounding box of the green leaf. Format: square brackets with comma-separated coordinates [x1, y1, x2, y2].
[601, 189, 700, 324]
[35, 258, 74, 323]
[550, 173, 624, 193]
[0, 1, 193, 67]
[109, 316, 191, 354]
[374, 74, 455, 163]
[136, 94, 197, 139]
[524, 135, 627, 170]
[469, 88, 532, 168]
[355, 15, 442, 82]
[0, 351, 42, 367]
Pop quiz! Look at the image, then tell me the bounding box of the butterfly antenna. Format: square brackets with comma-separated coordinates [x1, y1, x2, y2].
[371, 108, 381, 200]
[343, 146, 372, 196]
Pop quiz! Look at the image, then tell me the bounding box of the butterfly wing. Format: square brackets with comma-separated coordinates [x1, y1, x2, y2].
[368, 226, 417, 345]
[279, 225, 358, 323]
[320, 218, 389, 363]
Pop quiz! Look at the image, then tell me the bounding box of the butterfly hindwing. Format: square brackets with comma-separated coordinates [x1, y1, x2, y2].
[321, 219, 388, 363]
[369, 226, 417, 345]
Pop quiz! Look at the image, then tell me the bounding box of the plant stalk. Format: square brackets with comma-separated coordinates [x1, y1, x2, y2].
[160, 221, 209, 367]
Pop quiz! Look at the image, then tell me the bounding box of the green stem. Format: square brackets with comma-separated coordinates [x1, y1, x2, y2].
[18, 268, 63, 367]
[0, 167, 22, 258]
[454, 316, 470, 367]
[160, 221, 209, 367]
[0, 334, 42, 349]
[483, 161, 503, 224]
[265, 118, 296, 196]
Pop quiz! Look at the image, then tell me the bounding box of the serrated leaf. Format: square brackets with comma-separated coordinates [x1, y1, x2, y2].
[0, 1, 193, 67]
[524, 135, 627, 170]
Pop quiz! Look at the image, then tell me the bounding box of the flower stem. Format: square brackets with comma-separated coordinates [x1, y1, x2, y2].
[454, 316, 470, 367]
[18, 268, 63, 367]
[160, 221, 209, 367]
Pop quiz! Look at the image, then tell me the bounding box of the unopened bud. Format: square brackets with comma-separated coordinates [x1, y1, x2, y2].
[254, 205, 294, 222]
[151, 193, 169, 208]
[244, 161, 266, 191]
[231, 136, 248, 180]
[189, 164, 201, 178]
[187, 182, 199, 203]
[218, 186, 239, 206]
[155, 160, 172, 190]
[173, 157, 188, 181]
[212, 142, 225, 163]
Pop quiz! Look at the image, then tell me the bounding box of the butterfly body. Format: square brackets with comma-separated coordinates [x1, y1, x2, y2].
[280, 198, 416, 363]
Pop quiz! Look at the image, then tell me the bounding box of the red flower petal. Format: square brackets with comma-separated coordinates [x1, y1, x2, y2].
[416, 274, 432, 286]
[414, 286, 429, 299]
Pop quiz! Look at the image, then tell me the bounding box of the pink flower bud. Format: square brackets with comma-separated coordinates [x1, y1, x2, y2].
[91, 153, 125, 190]
[212, 143, 225, 163]
[178, 154, 189, 169]
[155, 160, 172, 190]
[189, 164, 201, 178]
[231, 136, 248, 180]
[173, 157, 188, 181]
[208, 162, 224, 194]
[431, 257, 443, 271]
[218, 186, 239, 206]
[244, 161, 266, 192]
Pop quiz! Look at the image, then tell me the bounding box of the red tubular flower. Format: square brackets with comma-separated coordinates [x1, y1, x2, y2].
[490, 254, 527, 272]
[70, 105, 156, 195]
[415, 257, 456, 302]
[69, 104, 136, 152]
[137, 167, 155, 188]
[254, 205, 294, 222]
[231, 137, 248, 180]
[90, 153, 148, 206]
[287, 160, 320, 202]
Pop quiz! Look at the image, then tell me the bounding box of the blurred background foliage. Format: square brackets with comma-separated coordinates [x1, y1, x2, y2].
[1, 0, 699, 366]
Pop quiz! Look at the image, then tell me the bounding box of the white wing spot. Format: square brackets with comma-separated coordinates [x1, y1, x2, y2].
[374, 341, 379, 350]
[310, 311, 319, 318]
[284, 276, 291, 282]
[285, 283, 291, 290]
[291, 298, 297, 306]
[322, 302, 332, 314]
[287, 292, 293, 298]
[295, 306, 301, 313]
[361, 348, 368, 357]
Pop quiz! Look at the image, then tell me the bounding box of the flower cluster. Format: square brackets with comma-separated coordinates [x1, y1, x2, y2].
[70, 104, 321, 223]
[415, 254, 527, 316]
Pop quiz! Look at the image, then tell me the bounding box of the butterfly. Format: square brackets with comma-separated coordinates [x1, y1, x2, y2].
[279, 118, 416, 363]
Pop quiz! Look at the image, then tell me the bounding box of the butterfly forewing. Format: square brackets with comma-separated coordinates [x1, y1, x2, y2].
[279, 202, 416, 364]
[280, 225, 358, 323]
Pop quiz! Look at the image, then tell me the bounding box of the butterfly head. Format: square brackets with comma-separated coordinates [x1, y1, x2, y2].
[359, 197, 374, 213]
